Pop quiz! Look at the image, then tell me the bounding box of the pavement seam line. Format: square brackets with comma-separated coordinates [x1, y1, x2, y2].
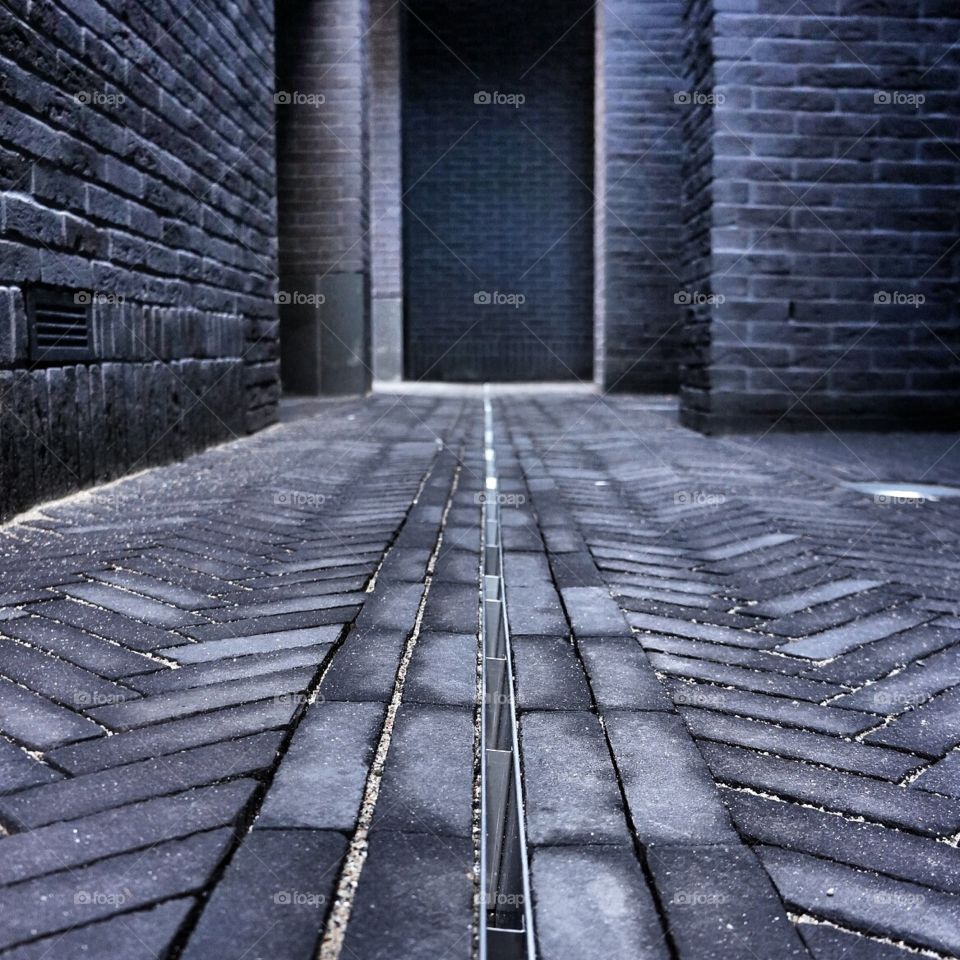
[317, 453, 463, 960]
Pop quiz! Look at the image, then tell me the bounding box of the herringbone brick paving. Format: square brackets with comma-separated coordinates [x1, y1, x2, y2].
[0, 393, 959, 958]
[501, 394, 960, 959]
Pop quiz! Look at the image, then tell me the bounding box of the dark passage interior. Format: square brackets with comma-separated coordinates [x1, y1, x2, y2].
[402, 0, 595, 381]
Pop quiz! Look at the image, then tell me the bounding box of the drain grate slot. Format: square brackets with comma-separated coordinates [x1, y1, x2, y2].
[479, 393, 535, 960]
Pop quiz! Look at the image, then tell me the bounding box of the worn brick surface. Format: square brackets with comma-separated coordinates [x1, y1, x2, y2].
[2, 394, 960, 959]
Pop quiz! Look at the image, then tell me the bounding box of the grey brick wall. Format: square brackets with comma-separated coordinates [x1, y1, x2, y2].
[679, 0, 960, 432]
[597, 0, 685, 393]
[402, 0, 594, 382]
[276, 0, 371, 395]
[0, 0, 279, 520]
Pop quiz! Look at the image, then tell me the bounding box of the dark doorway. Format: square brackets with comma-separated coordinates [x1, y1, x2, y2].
[402, 0, 594, 381]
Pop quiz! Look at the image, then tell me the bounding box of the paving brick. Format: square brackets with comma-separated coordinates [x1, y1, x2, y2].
[0, 781, 255, 886]
[697, 534, 797, 562]
[647, 844, 809, 960]
[798, 923, 920, 960]
[48, 699, 297, 774]
[630, 613, 774, 649]
[352, 581, 424, 631]
[259, 701, 384, 830]
[0, 898, 196, 960]
[0, 830, 232, 951]
[519, 710, 629, 846]
[701, 742, 960, 836]
[781, 610, 932, 660]
[681, 708, 920, 780]
[419, 582, 478, 634]
[160, 624, 343, 663]
[338, 832, 473, 960]
[560, 586, 633, 638]
[505, 583, 568, 636]
[832, 643, 960, 714]
[186, 609, 356, 642]
[758, 845, 960, 957]
[22, 599, 177, 653]
[373, 704, 474, 837]
[750, 578, 886, 618]
[866, 686, 960, 758]
[531, 845, 668, 960]
[320, 629, 407, 702]
[128, 646, 332, 694]
[915, 751, 960, 799]
[91, 568, 222, 610]
[577, 637, 673, 711]
[208, 590, 366, 622]
[0, 676, 102, 751]
[0, 739, 62, 795]
[666, 680, 876, 736]
[604, 711, 736, 844]
[87, 666, 317, 730]
[512, 636, 592, 710]
[403, 631, 477, 707]
[180, 828, 347, 960]
[1, 614, 159, 675]
[724, 791, 960, 894]
[0, 732, 282, 830]
[61, 582, 204, 629]
[650, 650, 841, 702]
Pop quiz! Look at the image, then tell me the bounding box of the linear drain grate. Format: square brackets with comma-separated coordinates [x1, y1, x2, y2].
[479, 393, 535, 960]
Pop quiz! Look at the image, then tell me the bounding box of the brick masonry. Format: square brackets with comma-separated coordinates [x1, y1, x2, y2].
[0, 0, 280, 521]
[596, 0, 685, 393]
[276, 0, 371, 396]
[679, 0, 960, 432]
[368, 0, 404, 382]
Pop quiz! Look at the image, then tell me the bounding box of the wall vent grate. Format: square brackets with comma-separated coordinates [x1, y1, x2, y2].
[27, 289, 92, 364]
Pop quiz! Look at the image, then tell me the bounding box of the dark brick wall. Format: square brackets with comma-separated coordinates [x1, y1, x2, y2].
[597, 0, 685, 393]
[679, 0, 960, 433]
[276, 0, 371, 396]
[402, 0, 594, 382]
[0, 0, 279, 520]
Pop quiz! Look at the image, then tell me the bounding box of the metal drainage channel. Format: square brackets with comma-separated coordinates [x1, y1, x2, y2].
[479, 392, 536, 960]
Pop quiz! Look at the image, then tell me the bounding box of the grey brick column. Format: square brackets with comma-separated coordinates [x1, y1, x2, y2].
[679, 0, 960, 433]
[368, 0, 404, 382]
[276, 0, 372, 396]
[596, 0, 685, 393]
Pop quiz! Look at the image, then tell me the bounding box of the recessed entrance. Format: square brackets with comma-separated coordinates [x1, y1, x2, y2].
[401, 0, 594, 382]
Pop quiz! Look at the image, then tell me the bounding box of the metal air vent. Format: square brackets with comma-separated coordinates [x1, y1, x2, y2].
[27, 288, 91, 364]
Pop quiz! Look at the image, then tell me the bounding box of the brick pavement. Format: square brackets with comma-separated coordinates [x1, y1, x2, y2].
[0, 393, 958, 959]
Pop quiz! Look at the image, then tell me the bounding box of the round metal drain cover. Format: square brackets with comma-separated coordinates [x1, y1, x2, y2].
[843, 481, 960, 502]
